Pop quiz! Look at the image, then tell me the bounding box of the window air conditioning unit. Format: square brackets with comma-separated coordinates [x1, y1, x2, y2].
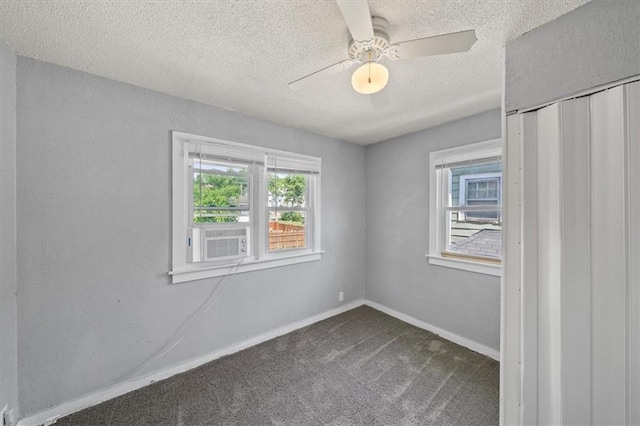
[203, 228, 247, 261]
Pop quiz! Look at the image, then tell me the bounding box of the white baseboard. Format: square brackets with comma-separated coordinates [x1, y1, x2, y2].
[17, 299, 365, 426]
[364, 300, 500, 361]
[19, 298, 498, 425]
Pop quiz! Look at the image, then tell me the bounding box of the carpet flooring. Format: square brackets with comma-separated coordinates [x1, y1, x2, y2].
[58, 306, 499, 425]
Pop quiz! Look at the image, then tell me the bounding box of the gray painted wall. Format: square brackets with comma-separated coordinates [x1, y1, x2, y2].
[505, 0, 640, 113]
[16, 58, 366, 417]
[365, 109, 502, 352]
[0, 40, 18, 421]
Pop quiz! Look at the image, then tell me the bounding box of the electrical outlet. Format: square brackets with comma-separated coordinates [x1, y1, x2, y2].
[338, 291, 344, 302]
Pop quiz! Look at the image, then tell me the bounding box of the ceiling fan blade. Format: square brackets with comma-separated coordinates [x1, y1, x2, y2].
[288, 59, 357, 90]
[389, 30, 477, 60]
[336, 0, 374, 43]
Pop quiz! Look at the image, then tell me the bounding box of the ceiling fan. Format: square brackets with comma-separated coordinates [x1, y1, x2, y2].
[288, 0, 477, 95]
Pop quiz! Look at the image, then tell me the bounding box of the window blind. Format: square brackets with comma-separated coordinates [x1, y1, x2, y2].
[434, 155, 502, 170]
[188, 140, 266, 165]
[266, 154, 321, 175]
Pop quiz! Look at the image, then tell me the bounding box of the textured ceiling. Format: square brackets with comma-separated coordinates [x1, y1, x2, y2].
[0, 0, 589, 145]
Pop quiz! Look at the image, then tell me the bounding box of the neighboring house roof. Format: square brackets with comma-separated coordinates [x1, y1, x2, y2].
[450, 229, 502, 259]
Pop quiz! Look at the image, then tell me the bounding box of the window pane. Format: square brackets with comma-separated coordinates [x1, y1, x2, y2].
[267, 171, 309, 252]
[268, 172, 306, 208]
[192, 163, 249, 224]
[193, 208, 250, 223]
[448, 210, 502, 259]
[269, 211, 306, 251]
[465, 209, 500, 220]
[466, 178, 500, 201]
[450, 161, 502, 209]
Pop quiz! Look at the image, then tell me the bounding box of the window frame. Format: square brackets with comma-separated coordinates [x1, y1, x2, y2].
[171, 131, 322, 284]
[427, 139, 502, 277]
[265, 164, 315, 254]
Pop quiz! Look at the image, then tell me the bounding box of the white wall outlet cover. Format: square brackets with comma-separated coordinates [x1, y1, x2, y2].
[339, 291, 344, 302]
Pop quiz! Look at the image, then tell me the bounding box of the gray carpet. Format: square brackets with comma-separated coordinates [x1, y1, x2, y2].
[58, 306, 499, 425]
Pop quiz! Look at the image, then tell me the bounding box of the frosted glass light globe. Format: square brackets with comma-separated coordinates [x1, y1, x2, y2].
[351, 61, 389, 95]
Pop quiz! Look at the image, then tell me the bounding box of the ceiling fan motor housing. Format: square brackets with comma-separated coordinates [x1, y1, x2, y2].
[348, 16, 390, 62]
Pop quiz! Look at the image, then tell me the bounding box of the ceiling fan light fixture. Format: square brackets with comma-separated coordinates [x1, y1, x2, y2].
[351, 61, 389, 95]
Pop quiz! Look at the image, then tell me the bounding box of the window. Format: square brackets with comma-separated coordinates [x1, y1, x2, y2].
[171, 132, 321, 283]
[428, 139, 502, 276]
[458, 173, 502, 221]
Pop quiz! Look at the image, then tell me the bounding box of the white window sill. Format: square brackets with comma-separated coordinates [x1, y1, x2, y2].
[170, 251, 324, 284]
[426, 254, 502, 277]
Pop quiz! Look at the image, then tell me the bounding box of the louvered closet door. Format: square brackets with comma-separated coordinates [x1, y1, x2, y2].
[505, 80, 639, 426]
